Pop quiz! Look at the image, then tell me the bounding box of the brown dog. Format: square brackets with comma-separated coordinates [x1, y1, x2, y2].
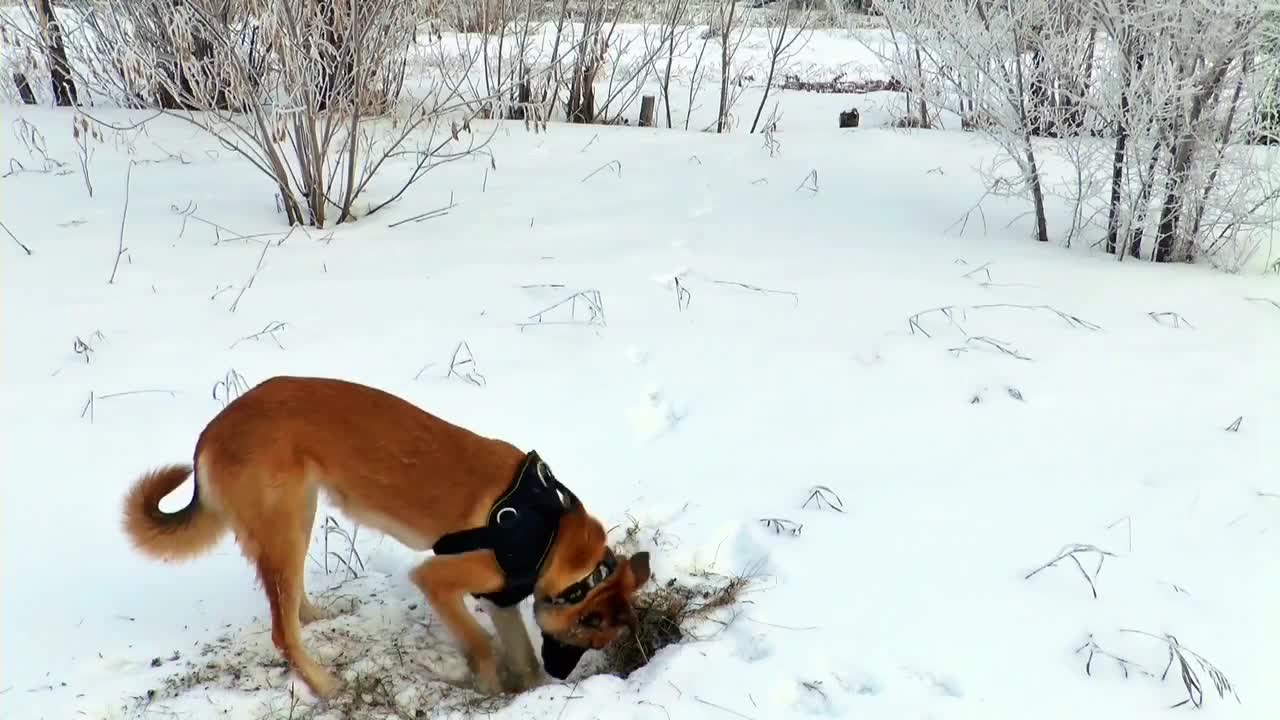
[122, 375, 651, 698]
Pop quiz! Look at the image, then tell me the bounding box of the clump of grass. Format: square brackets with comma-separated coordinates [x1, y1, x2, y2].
[603, 569, 754, 678]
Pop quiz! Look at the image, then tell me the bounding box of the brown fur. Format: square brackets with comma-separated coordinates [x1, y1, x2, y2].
[121, 375, 652, 698]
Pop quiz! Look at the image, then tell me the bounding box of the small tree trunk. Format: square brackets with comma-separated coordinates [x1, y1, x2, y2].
[1063, 25, 1097, 134]
[1011, 15, 1048, 242]
[750, 5, 790, 134]
[914, 46, 929, 128]
[1028, 42, 1051, 137]
[1105, 47, 1143, 255]
[661, 15, 677, 128]
[1123, 130, 1167, 260]
[1189, 58, 1248, 249]
[717, 0, 737, 133]
[1024, 139, 1050, 243]
[12, 73, 37, 104]
[1153, 53, 1236, 262]
[639, 95, 656, 127]
[35, 0, 77, 106]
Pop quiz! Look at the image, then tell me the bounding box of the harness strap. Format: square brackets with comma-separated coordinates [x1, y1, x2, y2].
[432, 450, 578, 607]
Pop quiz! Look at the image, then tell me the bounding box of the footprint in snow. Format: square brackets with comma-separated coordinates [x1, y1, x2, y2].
[733, 630, 774, 663]
[626, 383, 685, 440]
[902, 667, 963, 698]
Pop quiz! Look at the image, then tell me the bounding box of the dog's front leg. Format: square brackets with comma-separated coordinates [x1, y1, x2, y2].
[482, 601, 542, 692]
[410, 552, 506, 694]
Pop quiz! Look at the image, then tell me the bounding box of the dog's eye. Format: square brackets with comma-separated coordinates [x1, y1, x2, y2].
[579, 612, 602, 629]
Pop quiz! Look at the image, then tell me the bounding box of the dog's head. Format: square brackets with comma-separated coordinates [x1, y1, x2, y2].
[533, 510, 652, 678]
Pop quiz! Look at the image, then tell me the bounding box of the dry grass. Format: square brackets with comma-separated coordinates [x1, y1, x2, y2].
[131, 572, 514, 720]
[601, 569, 754, 679]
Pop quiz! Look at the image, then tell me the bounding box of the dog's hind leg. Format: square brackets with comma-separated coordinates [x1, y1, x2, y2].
[296, 486, 333, 626]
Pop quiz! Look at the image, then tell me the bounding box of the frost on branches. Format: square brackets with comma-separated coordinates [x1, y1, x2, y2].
[870, 0, 1278, 269]
[3, 0, 496, 228]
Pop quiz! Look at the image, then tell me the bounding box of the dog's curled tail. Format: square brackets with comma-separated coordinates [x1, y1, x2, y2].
[123, 463, 227, 561]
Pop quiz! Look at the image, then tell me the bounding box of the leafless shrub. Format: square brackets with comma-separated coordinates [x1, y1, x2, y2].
[867, 0, 1058, 243]
[712, 0, 754, 132]
[38, 0, 496, 229]
[864, 0, 1275, 265]
[5, 118, 67, 178]
[641, 0, 695, 129]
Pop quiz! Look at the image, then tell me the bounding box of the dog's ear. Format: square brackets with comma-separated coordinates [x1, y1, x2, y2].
[628, 551, 651, 588]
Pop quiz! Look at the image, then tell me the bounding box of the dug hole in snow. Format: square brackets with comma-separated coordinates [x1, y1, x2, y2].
[3, 7, 1279, 720]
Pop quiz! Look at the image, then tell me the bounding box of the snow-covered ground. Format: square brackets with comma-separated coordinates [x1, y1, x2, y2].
[4, 20, 1280, 720]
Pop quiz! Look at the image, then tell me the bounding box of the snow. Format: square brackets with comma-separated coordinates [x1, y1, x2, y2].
[4, 21, 1280, 720]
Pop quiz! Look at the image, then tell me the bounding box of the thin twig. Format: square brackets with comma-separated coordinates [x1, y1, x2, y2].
[108, 161, 135, 284]
[518, 290, 607, 329]
[388, 192, 456, 228]
[1025, 543, 1115, 599]
[581, 161, 622, 183]
[1244, 296, 1280, 312]
[694, 696, 755, 720]
[229, 321, 289, 350]
[948, 335, 1032, 361]
[711, 279, 799, 307]
[228, 230, 294, 313]
[794, 169, 818, 193]
[446, 341, 486, 387]
[1, 222, 31, 255]
[97, 389, 178, 400]
[1116, 629, 1241, 708]
[802, 485, 844, 512]
[909, 303, 1101, 338]
[1148, 311, 1195, 329]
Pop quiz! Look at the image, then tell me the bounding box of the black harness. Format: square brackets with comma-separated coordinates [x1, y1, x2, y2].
[432, 450, 581, 607]
[433, 450, 618, 679]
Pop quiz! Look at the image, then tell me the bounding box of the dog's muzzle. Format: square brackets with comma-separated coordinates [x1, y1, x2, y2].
[540, 632, 589, 680]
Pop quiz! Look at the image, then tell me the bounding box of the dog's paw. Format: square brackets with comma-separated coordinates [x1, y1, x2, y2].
[305, 668, 344, 699]
[468, 656, 505, 695]
[300, 602, 338, 625]
[499, 663, 545, 694]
